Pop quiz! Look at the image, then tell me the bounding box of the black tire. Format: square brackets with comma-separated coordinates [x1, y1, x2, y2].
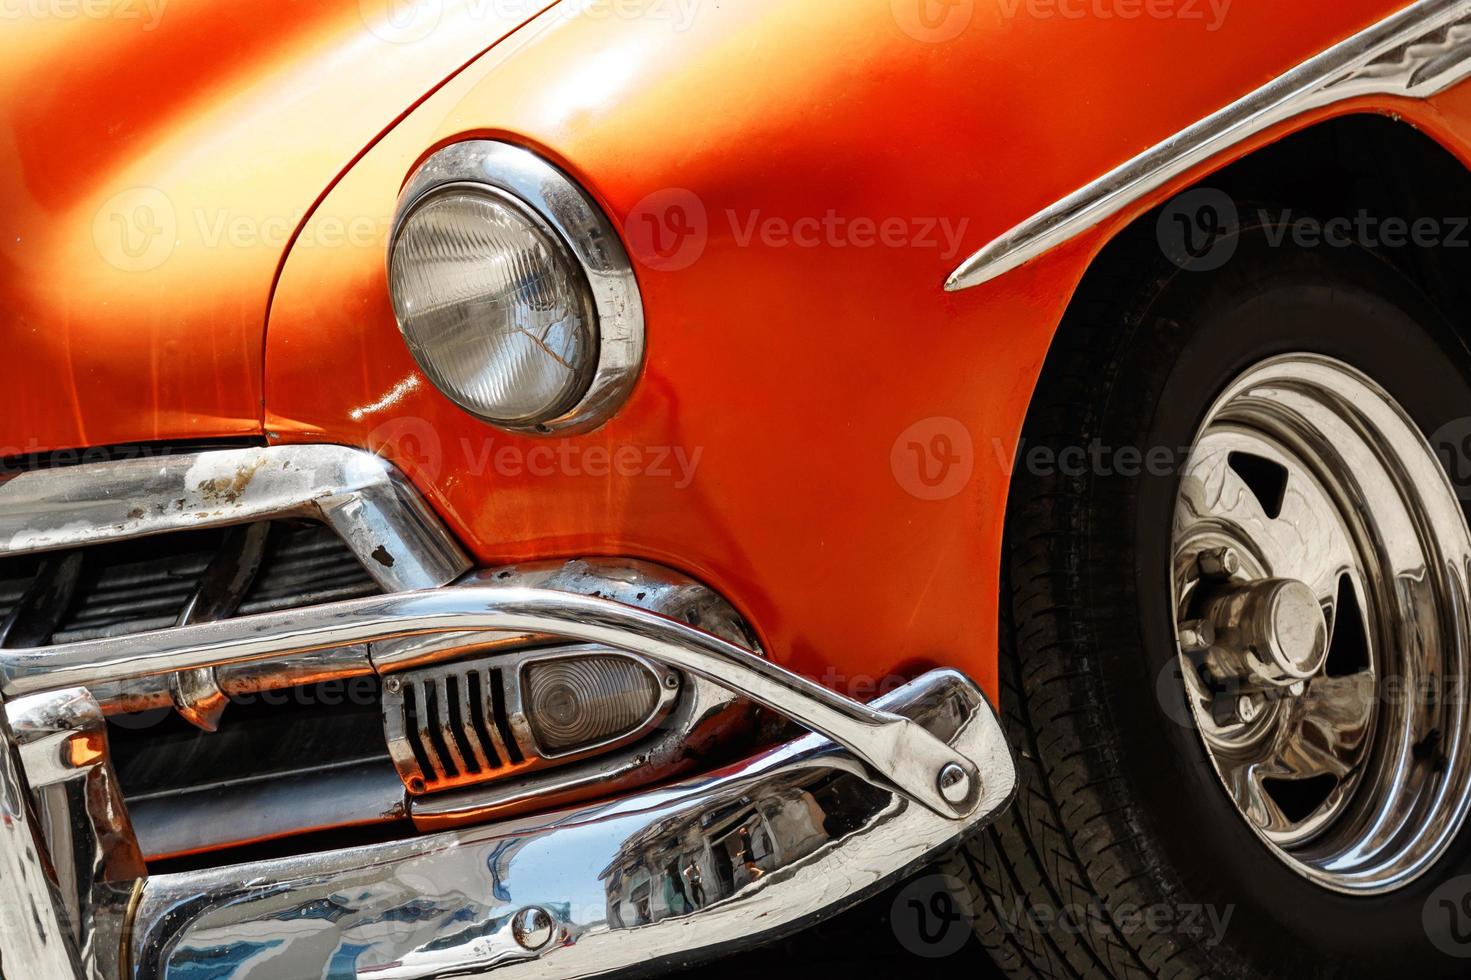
[954, 213, 1471, 978]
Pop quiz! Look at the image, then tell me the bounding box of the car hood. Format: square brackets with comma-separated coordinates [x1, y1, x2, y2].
[0, 1, 554, 456]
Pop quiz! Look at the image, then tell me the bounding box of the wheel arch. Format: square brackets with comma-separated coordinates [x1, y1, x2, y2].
[1041, 112, 1471, 396]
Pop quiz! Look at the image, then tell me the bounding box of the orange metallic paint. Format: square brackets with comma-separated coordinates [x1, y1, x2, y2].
[0, 0, 556, 455]
[260, 0, 1467, 700]
[8, 1, 1470, 703]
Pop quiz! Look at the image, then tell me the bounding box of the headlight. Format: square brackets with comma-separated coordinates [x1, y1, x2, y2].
[388, 142, 644, 434]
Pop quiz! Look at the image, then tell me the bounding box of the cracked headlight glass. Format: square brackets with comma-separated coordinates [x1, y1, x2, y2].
[388, 184, 598, 428]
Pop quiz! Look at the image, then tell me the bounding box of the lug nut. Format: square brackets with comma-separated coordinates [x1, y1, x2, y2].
[1178, 619, 1216, 653]
[1198, 547, 1241, 579]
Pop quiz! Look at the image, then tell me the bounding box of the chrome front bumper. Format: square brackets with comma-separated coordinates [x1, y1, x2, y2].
[0, 445, 1017, 978]
[0, 587, 1015, 979]
[128, 668, 1011, 979]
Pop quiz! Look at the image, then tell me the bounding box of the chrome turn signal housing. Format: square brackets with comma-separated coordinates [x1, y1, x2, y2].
[387, 141, 645, 434]
[382, 645, 679, 796]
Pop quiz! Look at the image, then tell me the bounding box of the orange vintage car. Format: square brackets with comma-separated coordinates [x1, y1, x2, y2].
[4, 0, 1471, 977]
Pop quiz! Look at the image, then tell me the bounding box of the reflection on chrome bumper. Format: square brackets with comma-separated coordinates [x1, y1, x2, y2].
[0, 547, 1015, 978]
[129, 669, 1013, 979]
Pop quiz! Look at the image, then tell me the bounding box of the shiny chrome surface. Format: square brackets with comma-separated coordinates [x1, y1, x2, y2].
[0, 585, 979, 819]
[128, 669, 1016, 980]
[90, 644, 375, 718]
[372, 559, 760, 673]
[0, 444, 469, 591]
[128, 761, 408, 862]
[0, 690, 85, 978]
[0, 443, 468, 724]
[382, 645, 680, 795]
[120, 559, 757, 858]
[407, 563, 761, 829]
[391, 141, 645, 435]
[6, 688, 143, 979]
[945, 0, 1471, 291]
[169, 521, 272, 732]
[1172, 354, 1471, 893]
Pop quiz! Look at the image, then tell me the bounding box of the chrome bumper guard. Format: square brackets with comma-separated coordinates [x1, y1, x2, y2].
[0, 585, 1015, 979]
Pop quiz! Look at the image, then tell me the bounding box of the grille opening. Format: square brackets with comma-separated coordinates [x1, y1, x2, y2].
[420, 679, 462, 780]
[444, 673, 483, 775]
[111, 676, 389, 802]
[0, 517, 397, 867]
[0, 439, 262, 476]
[0, 521, 381, 648]
[402, 681, 436, 780]
[490, 667, 524, 764]
[465, 670, 503, 770]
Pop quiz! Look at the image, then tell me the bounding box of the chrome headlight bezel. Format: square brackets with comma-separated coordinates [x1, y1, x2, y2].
[388, 140, 645, 435]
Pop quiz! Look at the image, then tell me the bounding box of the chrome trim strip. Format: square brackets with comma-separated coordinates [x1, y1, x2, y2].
[0, 444, 470, 591]
[0, 443, 468, 727]
[0, 441, 467, 588]
[0, 586, 980, 818]
[127, 669, 1016, 980]
[945, 0, 1471, 291]
[391, 140, 646, 435]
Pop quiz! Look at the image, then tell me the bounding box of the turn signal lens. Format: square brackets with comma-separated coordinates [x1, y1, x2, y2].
[389, 186, 598, 427]
[524, 656, 663, 754]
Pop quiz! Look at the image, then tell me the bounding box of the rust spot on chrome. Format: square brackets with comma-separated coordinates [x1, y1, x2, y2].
[195, 458, 266, 506]
[371, 545, 396, 568]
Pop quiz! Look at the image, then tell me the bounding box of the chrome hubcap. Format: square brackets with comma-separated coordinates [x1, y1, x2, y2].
[1171, 354, 1471, 893]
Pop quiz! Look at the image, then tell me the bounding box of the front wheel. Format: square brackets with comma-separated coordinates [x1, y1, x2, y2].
[957, 221, 1471, 978]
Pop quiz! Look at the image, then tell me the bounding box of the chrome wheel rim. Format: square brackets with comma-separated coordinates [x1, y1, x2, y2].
[1171, 353, 1471, 894]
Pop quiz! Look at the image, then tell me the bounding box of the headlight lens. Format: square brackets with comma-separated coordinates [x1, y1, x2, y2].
[388, 141, 644, 434]
[389, 185, 599, 427]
